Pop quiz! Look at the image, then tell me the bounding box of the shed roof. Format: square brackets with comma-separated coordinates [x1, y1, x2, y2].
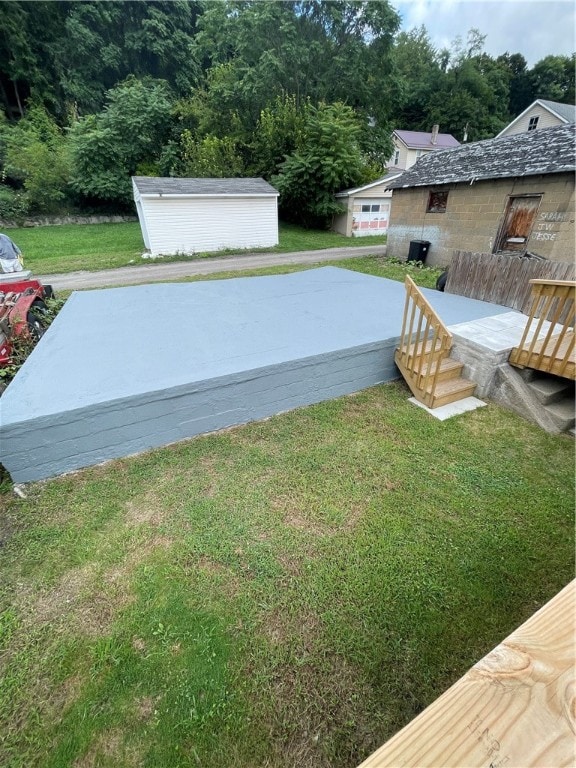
[335, 171, 403, 198]
[394, 130, 460, 150]
[132, 177, 278, 196]
[387, 123, 576, 189]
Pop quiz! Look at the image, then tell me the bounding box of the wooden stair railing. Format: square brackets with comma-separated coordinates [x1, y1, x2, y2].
[509, 279, 575, 380]
[394, 276, 476, 408]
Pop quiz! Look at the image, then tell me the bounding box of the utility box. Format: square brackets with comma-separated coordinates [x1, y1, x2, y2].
[407, 240, 431, 263]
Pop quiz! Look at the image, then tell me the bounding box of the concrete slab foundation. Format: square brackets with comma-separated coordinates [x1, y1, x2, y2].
[0, 267, 512, 483]
[408, 396, 488, 420]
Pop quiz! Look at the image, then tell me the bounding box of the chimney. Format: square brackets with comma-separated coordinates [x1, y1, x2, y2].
[431, 124, 439, 145]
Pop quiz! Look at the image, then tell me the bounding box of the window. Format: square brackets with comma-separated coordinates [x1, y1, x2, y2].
[427, 190, 449, 213]
[394, 150, 400, 165]
[416, 150, 423, 158]
[528, 116, 539, 131]
[371, 204, 380, 212]
[361, 204, 371, 212]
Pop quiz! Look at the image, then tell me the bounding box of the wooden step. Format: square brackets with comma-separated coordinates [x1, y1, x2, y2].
[426, 376, 477, 409]
[396, 341, 447, 371]
[415, 357, 464, 383]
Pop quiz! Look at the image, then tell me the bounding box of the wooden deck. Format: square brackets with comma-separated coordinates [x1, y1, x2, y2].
[509, 279, 575, 380]
[510, 330, 575, 379]
[358, 581, 576, 768]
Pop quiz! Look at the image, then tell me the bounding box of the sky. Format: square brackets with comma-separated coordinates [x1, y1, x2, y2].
[394, 0, 575, 66]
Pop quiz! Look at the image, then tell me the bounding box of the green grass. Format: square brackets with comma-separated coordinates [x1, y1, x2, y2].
[8, 221, 387, 275]
[0, 258, 572, 766]
[0, 384, 573, 767]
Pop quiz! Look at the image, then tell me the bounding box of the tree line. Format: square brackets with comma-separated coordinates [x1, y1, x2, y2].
[0, 0, 573, 228]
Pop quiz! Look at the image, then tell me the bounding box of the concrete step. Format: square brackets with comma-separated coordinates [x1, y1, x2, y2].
[544, 397, 576, 433]
[527, 374, 574, 405]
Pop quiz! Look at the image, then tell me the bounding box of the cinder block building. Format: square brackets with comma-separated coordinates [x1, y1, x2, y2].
[386, 123, 575, 267]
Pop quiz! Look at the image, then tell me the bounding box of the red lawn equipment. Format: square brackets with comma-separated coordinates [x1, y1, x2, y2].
[0, 278, 54, 366]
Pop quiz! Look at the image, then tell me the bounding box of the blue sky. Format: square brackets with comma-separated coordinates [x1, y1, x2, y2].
[393, 0, 575, 66]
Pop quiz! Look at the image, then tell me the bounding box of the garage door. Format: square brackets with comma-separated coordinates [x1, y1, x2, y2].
[352, 199, 390, 236]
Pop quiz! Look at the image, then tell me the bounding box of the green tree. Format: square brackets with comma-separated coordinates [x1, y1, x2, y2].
[529, 54, 575, 104]
[180, 132, 244, 177]
[69, 77, 174, 206]
[273, 102, 371, 228]
[193, 1, 400, 137]
[248, 94, 308, 178]
[2, 105, 70, 213]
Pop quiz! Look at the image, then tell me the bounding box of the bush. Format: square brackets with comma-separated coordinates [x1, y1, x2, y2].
[0, 186, 30, 224]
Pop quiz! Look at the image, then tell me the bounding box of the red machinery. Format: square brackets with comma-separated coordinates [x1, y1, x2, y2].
[0, 278, 53, 365]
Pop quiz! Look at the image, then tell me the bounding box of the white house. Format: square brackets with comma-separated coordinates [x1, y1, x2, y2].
[388, 126, 460, 171]
[332, 172, 402, 237]
[132, 176, 279, 257]
[496, 99, 576, 137]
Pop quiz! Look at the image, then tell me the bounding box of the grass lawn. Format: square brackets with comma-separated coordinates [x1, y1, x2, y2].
[0, 385, 573, 768]
[7, 221, 387, 275]
[0, 259, 573, 767]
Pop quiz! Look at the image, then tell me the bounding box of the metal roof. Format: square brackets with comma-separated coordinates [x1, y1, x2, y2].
[387, 123, 576, 189]
[132, 177, 278, 196]
[394, 130, 460, 150]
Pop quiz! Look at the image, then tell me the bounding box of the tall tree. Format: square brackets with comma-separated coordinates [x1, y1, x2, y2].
[68, 77, 174, 205]
[193, 0, 400, 135]
[273, 102, 371, 228]
[529, 54, 575, 104]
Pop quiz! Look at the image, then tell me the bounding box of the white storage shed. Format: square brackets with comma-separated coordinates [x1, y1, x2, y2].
[132, 176, 279, 256]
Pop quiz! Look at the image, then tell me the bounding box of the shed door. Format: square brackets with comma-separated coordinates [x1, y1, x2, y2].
[494, 195, 542, 253]
[352, 199, 390, 236]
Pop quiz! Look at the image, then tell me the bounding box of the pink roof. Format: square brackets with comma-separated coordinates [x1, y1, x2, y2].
[394, 130, 460, 150]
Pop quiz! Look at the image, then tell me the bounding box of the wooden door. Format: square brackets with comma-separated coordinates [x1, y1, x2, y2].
[494, 195, 542, 253]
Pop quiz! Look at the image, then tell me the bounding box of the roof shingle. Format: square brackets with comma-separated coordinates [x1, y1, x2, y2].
[387, 123, 576, 189]
[132, 177, 278, 196]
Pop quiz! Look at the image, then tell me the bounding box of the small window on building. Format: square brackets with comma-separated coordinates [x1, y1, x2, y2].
[427, 190, 449, 213]
[394, 150, 400, 165]
[528, 116, 539, 131]
[361, 204, 371, 212]
[416, 150, 422, 158]
[371, 204, 380, 212]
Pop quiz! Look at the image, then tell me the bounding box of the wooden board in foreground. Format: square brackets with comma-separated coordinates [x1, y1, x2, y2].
[358, 581, 575, 768]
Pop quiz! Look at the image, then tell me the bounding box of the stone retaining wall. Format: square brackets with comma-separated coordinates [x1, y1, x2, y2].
[0, 215, 137, 228]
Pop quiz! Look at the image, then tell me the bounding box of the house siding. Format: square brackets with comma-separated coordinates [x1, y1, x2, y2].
[139, 196, 278, 256]
[387, 174, 575, 266]
[333, 181, 394, 237]
[499, 104, 566, 137]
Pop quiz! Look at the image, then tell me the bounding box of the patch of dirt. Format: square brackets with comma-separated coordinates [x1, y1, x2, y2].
[134, 695, 160, 722]
[124, 487, 171, 526]
[16, 536, 173, 638]
[74, 728, 142, 768]
[274, 497, 365, 536]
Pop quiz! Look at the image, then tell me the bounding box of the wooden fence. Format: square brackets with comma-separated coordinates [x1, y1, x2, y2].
[445, 251, 575, 315]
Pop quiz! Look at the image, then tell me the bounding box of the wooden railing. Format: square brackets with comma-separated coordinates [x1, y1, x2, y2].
[394, 275, 453, 407]
[509, 279, 575, 380]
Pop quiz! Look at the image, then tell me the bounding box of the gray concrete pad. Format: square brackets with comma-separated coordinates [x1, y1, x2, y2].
[0, 267, 512, 482]
[408, 396, 488, 420]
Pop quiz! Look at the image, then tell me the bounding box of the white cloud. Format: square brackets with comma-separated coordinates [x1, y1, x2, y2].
[394, 0, 575, 65]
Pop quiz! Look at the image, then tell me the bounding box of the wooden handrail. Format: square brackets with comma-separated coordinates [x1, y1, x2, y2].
[396, 276, 453, 407]
[509, 279, 575, 380]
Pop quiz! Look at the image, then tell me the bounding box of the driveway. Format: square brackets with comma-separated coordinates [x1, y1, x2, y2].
[37, 244, 387, 291]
